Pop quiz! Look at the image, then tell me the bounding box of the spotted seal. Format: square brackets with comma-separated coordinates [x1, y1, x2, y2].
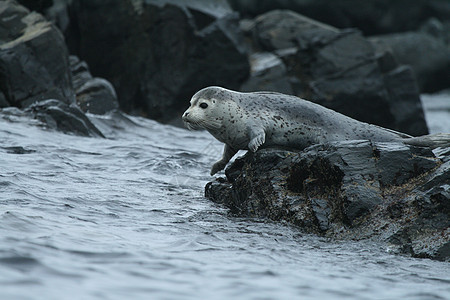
[182, 86, 450, 175]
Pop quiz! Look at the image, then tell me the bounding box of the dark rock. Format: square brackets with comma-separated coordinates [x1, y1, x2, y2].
[65, 0, 249, 122]
[69, 55, 119, 114]
[205, 142, 449, 261]
[244, 10, 428, 136]
[0, 0, 75, 108]
[25, 99, 104, 137]
[369, 32, 450, 93]
[228, 0, 450, 36]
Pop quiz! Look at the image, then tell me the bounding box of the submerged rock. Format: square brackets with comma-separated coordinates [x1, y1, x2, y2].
[241, 10, 428, 136]
[205, 141, 449, 261]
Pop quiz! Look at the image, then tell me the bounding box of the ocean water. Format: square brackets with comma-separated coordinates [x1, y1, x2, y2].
[0, 93, 449, 300]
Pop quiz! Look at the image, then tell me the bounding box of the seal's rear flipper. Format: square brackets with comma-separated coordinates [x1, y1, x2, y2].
[403, 133, 450, 149]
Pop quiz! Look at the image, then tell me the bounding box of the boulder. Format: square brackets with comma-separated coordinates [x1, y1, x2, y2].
[65, 0, 249, 122]
[206, 142, 449, 261]
[242, 10, 428, 136]
[0, 0, 75, 108]
[369, 32, 450, 93]
[69, 55, 119, 114]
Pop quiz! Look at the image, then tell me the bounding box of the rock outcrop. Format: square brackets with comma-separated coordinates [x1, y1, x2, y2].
[0, 1, 118, 136]
[31, 2, 435, 135]
[206, 142, 449, 261]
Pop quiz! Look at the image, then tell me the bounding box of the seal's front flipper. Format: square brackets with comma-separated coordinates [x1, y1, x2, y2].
[248, 127, 266, 152]
[211, 144, 238, 175]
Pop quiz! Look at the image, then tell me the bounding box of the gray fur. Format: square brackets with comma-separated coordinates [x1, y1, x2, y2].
[182, 86, 450, 175]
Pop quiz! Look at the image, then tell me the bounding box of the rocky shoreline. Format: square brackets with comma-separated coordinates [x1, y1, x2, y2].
[4, 0, 450, 132]
[1, 0, 449, 261]
[0, 1, 119, 135]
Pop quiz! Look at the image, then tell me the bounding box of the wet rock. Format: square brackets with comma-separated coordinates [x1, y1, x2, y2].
[25, 99, 104, 137]
[369, 32, 450, 93]
[69, 55, 119, 114]
[205, 141, 449, 261]
[66, 0, 249, 122]
[0, 0, 75, 108]
[244, 10, 428, 136]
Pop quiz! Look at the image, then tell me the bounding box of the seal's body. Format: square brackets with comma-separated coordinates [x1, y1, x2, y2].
[182, 87, 449, 175]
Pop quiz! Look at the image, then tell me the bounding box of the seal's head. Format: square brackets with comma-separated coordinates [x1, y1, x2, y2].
[182, 87, 225, 131]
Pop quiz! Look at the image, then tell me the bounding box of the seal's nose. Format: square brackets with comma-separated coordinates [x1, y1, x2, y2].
[182, 111, 189, 119]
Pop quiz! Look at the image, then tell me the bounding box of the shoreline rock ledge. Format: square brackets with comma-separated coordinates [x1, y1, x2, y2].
[205, 141, 450, 261]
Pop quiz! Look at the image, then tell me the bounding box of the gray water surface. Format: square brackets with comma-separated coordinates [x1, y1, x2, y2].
[0, 100, 449, 300]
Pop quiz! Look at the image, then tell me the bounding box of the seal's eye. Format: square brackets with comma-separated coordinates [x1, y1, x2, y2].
[199, 103, 208, 109]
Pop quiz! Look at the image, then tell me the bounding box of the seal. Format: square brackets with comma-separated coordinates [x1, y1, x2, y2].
[182, 86, 450, 175]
